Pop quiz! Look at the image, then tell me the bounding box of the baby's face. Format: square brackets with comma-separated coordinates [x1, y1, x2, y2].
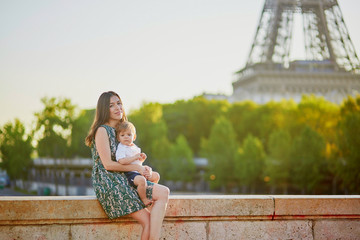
[118, 129, 135, 146]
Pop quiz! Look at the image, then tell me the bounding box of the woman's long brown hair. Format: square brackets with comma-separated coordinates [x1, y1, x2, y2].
[85, 91, 127, 147]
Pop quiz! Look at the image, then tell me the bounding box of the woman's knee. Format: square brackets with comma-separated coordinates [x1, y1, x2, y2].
[163, 185, 170, 197]
[155, 184, 170, 201]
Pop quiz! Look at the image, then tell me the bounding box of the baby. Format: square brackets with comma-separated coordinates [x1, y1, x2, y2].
[115, 121, 160, 206]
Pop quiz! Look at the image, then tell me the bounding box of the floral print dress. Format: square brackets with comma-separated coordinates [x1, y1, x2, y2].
[91, 125, 153, 219]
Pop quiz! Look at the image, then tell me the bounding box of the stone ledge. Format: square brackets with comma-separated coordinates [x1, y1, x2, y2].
[1, 195, 359, 225]
[273, 195, 360, 219]
[1, 195, 360, 240]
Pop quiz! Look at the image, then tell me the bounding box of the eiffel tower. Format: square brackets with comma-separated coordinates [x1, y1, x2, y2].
[230, 0, 360, 104]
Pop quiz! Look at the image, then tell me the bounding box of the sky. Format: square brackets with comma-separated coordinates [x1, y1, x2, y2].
[1, 0, 360, 128]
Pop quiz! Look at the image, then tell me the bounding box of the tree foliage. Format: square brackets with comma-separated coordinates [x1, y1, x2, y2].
[227, 101, 258, 144]
[201, 117, 239, 191]
[296, 95, 339, 143]
[35, 97, 76, 158]
[290, 126, 326, 193]
[0, 119, 33, 184]
[163, 96, 229, 154]
[236, 134, 266, 192]
[335, 95, 360, 192]
[264, 129, 292, 193]
[70, 109, 95, 157]
[168, 135, 195, 182]
[129, 102, 164, 159]
[150, 132, 172, 181]
[3, 93, 360, 194]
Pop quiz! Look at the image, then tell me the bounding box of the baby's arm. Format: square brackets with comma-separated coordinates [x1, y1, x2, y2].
[139, 152, 147, 162]
[117, 154, 142, 165]
[116, 144, 141, 165]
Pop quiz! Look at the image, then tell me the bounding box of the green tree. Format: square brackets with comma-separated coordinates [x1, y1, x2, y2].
[150, 133, 172, 181]
[129, 103, 173, 181]
[35, 97, 76, 158]
[34, 97, 76, 195]
[227, 99, 296, 153]
[296, 95, 339, 143]
[201, 117, 239, 192]
[0, 119, 33, 187]
[163, 96, 229, 155]
[162, 100, 190, 146]
[236, 134, 266, 193]
[290, 126, 326, 193]
[168, 135, 195, 183]
[335, 95, 360, 193]
[264, 129, 292, 193]
[129, 102, 164, 159]
[227, 101, 258, 144]
[255, 100, 296, 150]
[186, 97, 229, 154]
[70, 109, 95, 157]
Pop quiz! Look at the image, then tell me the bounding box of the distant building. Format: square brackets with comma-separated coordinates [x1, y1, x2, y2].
[209, 0, 360, 104]
[201, 93, 229, 101]
[230, 61, 360, 104]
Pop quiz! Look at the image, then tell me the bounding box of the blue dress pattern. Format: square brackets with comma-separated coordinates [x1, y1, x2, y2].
[91, 125, 153, 219]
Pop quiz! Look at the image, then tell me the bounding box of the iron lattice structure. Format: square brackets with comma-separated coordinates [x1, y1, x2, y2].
[246, 0, 360, 72]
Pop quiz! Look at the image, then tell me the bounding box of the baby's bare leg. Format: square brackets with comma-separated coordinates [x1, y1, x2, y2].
[133, 175, 152, 206]
[148, 171, 160, 183]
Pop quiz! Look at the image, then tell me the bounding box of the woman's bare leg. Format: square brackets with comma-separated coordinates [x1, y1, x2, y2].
[149, 184, 170, 240]
[130, 209, 150, 240]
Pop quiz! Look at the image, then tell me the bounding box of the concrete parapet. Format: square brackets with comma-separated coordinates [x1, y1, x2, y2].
[1, 195, 359, 239]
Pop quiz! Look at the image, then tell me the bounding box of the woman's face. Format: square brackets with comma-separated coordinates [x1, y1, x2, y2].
[109, 95, 123, 121]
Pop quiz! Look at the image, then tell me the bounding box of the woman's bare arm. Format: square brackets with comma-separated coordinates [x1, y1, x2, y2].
[95, 127, 145, 173]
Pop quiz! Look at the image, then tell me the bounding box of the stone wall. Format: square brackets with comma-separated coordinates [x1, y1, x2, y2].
[1, 195, 359, 239]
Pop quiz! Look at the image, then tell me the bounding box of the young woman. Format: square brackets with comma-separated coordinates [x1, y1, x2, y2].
[85, 91, 169, 240]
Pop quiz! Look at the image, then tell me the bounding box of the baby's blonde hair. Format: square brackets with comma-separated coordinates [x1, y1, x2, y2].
[116, 121, 136, 137]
